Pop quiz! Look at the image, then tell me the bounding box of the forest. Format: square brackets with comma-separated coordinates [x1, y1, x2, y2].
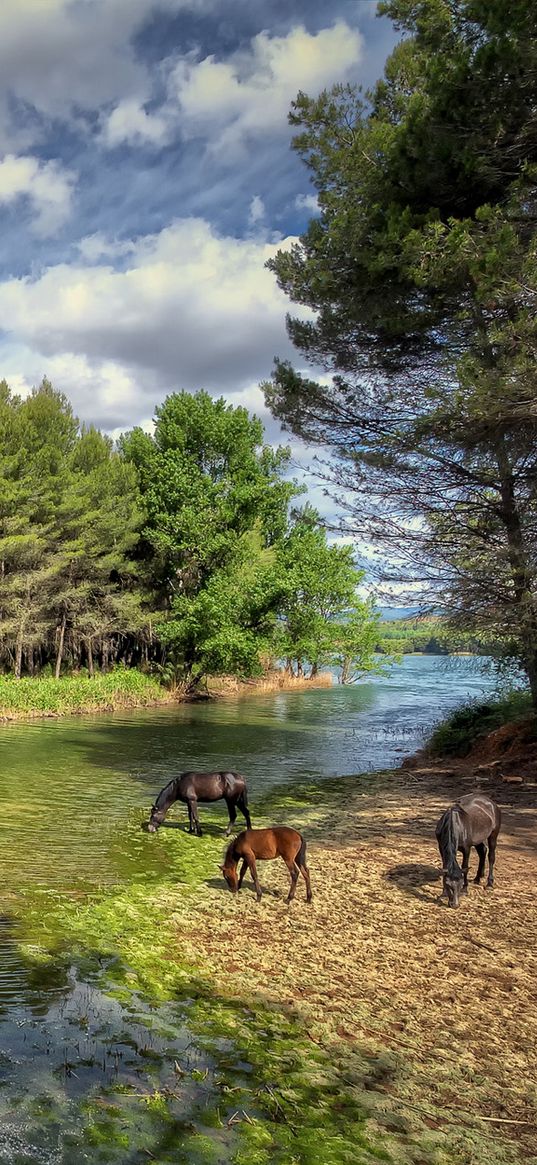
[0, 379, 380, 690]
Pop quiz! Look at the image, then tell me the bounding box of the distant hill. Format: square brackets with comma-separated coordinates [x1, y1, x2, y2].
[378, 607, 421, 622]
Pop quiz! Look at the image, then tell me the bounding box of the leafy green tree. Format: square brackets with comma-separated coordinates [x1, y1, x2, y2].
[158, 528, 280, 685]
[265, 0, 537, 703]
[121, 391, 298, 686]
[272, 507, 381, 680]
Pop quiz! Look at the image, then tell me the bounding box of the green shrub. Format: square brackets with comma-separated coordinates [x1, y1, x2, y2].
[428, 690, 533, 756]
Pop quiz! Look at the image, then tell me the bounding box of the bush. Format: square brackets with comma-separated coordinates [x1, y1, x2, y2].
[428, 690, 533, 756]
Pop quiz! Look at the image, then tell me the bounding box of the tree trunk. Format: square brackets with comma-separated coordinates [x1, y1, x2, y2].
[496, 437, 537, 707]
[87, 638, 94, 678]
[14, 628, 23, 680]
[55, 613, 67, 680]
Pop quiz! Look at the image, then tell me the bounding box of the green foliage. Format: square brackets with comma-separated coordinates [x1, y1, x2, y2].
[0, 379, 145, 678]
[270, 507, 383, 680]
[121, 391, 298, 686]
[123, 392, 381, 687]
[428, 690, 533, 756]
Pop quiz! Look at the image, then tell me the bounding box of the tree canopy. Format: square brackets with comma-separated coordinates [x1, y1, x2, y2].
[265, 0, 537, 703]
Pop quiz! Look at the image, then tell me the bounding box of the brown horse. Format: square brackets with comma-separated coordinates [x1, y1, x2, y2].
[221, 826, 312, 903]
[435, 792, 501, 908]
[147, 772, 251, 837]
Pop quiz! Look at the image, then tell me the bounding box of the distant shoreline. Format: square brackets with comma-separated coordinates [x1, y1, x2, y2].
[0, 668, 334, 722]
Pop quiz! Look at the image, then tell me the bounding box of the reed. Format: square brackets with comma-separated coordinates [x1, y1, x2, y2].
[0, 669, 170, 718]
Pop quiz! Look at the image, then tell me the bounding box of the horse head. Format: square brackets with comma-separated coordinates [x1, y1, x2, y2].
[441, 867, 464, 908]
[147, 804, 164, 833]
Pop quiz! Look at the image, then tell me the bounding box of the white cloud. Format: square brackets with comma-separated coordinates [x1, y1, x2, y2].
[0, 154, 76, 235]
[102, 99, 169, 148]
[165, 22, 363, 157]
[0, 219, 308, 426]
[248, 195, 265, 226]
[0, 0, 205, 144]
[295, 193, 319, 213]
[76, 233, 137, 263]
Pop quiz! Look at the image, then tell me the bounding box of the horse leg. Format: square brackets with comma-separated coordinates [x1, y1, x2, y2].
[187, 800, 194, 834]
[299, 861, 313, 903]
[460, 848, 470, 894]
[486, 832, 498, 888]
[237, 859, 248, 890]
[248, 856, 262, 902]
[285, 859, 299, 903]
[188, 797, 202, 837]
[225, 798, 237, 836]
[238, 792, 252, 830]
[473, 842, 487, 884]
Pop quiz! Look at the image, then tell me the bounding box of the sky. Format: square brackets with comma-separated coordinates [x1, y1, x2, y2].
[0, 0, 397, 501]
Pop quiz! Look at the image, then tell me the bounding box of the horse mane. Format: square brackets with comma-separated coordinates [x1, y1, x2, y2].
[437, 807, 463, 878]
[153, 776, 178, 810]
[222, 838, 238, 867]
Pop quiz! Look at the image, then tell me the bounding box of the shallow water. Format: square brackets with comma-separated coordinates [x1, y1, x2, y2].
[0, 655, 500, 1161]
[0, 655, 497, 898]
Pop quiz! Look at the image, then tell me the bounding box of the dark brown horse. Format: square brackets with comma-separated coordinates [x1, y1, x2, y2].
[436, 792, 501, 908]
[148, 772, 251, 837]
[221, 826, 312, 903]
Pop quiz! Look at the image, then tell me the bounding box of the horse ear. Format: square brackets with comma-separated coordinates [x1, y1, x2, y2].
[219, 864, 225, 872]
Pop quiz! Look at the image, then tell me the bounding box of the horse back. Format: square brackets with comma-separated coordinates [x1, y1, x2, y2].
[457, 793, 501, 841]
[234, 826, 302, 861]
[177, 771, 241, 802]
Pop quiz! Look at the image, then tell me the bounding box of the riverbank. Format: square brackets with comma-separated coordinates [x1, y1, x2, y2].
[0, 668, 333, 720]
[18, 763, 536, 1165]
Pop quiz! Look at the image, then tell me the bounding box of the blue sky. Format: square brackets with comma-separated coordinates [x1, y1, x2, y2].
[0, 0, 396, 462]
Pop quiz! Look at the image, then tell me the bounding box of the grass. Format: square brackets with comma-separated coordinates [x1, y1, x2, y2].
[0, 668, 172, 718]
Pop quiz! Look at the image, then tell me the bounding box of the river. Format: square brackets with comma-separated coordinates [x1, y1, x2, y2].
[0, 655, 500, 1163]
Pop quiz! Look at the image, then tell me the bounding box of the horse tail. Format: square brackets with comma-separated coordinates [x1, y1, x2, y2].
[236, 780, 252, 828]
[297, 834, 307, 868]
